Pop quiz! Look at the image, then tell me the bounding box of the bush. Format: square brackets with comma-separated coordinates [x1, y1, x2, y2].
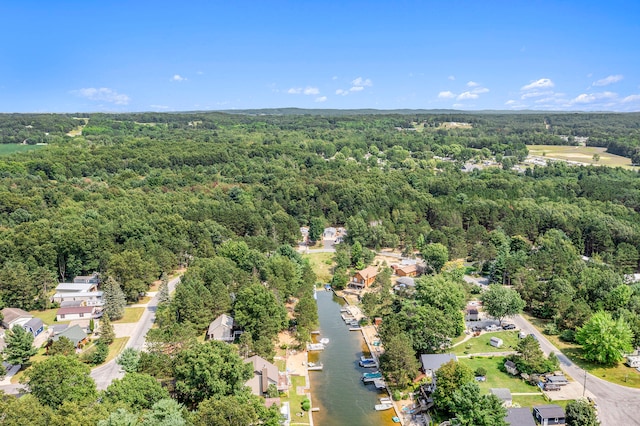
[392, 389, 402, 401]
[559, 329, 576, 343]
[301, 398, 311, 411]
[543, 323, 559, 335]
[474, 367, 487, 377]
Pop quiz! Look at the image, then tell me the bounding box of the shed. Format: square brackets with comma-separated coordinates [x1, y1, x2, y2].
[504, 360, 518, 375]
[466, 308, 479, 321]
[490, 388, 512, 407]
[533, 405, 565, 426]
[490, 336, 504, 348]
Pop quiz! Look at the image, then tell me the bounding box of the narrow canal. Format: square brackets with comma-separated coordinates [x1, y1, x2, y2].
[309, 290, 397, 426]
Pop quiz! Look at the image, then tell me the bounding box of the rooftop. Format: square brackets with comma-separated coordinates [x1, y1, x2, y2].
[420, 353, 458, 373]
[534, 404, 565, 419]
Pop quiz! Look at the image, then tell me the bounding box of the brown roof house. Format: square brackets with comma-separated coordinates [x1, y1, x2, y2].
[244, 355, 289, 396]
[394, 264, 418, 277]
[351, 266, 379, 288]
[56, 306, 97, 321]
[1, 307, 33, 329]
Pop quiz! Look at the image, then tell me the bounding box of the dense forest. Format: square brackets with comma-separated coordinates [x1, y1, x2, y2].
[0, 110, 639, 423]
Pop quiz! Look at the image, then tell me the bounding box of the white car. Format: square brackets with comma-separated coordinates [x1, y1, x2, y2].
[485, 324, 500, 331]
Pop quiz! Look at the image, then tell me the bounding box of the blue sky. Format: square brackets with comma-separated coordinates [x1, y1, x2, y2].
[2, 1, 639, 112]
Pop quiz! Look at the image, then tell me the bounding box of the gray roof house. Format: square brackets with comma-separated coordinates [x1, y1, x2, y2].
[207, 314, 236, 342]
[1, 307, 33, 329]
[73, 272, 99, 284]
[51, 324, 88, 348]
[23, 318, 44, 337]
[505, 407, 536, 426]
[244, 355, 288, 396]
[533, 405, 566, 426]
[490, 388, 512, 407]
[420, 353, 458, 376]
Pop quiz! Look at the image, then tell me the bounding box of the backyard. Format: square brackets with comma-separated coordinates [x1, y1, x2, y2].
[302, 252, 334, 284]
[459, 357, 541, 394]
[453, 331, 520, 356]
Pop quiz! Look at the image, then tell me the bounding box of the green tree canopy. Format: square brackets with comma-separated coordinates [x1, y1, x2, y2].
[102, 372, 170, 411]
[3, 325, 37, 366]
[481, 284, 525, 325]
[576, 310, 633, 365]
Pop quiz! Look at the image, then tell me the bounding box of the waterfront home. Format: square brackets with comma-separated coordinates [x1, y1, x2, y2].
[420, 353, 458, 379]
[533, 405, 565, 425]
[351, 266, 379, 288]
[244, 355, 288, 396]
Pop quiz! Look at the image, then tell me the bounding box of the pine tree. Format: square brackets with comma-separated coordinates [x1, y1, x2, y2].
[102, 276, 126, 321]
[4, 325, 38, 366]
[99, 313, 115, 345]
[158, 272, 170, 305]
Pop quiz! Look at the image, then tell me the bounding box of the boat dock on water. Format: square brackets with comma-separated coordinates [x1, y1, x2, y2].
[362, 371, 382, 383]
[307, 343, 325, 351]
[307, 362, 323, 371]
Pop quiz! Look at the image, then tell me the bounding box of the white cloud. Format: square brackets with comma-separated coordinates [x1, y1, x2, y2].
[472, 87, 489, 94]
[196, 71, 204, 75]
[622, 94, 640, 103]
[172, 74, 187, 82]
[593, 74, 623, 87]
[467, 81, 479, 87]
[505, 100, 518, 105]
[448, 75, 456, 81]
[304, 87, 320, 95]
[351, 77, 372, 87]
[72, 87, 130, 105]
[150, 104, 169, 109]
[350, 86, 364, 92]
[521, 78, 554, 91]
[315, 96, 327, 103]
[336, 89, 347, 96]
[521, 90, 554, 99]
[457, 91, 479, 100]
[288, 86, 320, 95]
[438, 91, 456, 99]
[288, 88, 302, 94]
[571, 91, 618, 104]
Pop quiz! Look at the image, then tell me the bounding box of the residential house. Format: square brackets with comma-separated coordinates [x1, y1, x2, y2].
[56, 306, 96, 321]
[420, 353, 458, 378]
[1, 307, 33, 329]
[490, 388, 512, 407]
[323, 227, 337, 240]
[466, 308, 479, 321]
[394, 264, 418, 277]
[51, 324, 88, 348]
[244, 355, 288, 396]
[533, 405, 565, 426]
[52, 281, 103, 306]
[505, 360, 518, 375]
[73, 272, 99, 285]
[351, 266, 379, 288]
[207, 314, 241, 342]
[505, 407, 536, 426]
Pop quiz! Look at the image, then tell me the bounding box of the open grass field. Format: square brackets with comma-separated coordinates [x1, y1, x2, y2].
[282, 374, 311, 424]
[522, 313, 640, 388]
[0, 144, 44, 155]
[453, 331, 520, 356]
[104, 337, 129, 364]
[460, 357, 541, 394]
[527, 145, 637, 169]
[112, 307, 145, 324]
[29, 308, 62, 325]
[302, 252, 334, 284]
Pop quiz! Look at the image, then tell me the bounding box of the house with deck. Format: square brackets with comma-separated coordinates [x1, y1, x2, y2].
[351, 266, 379, 288]
[73, 272, 99, 285]
[52, 282, 103, 306]
[207, 314, 241, 342]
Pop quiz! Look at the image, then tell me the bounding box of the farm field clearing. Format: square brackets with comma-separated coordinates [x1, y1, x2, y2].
[527, 145, 637, 169]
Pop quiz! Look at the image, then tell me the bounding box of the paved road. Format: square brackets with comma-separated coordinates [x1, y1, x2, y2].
[512, 314, 640, 426]
[90, 275, 181, 390]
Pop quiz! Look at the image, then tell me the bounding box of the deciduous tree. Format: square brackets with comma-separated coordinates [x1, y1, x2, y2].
[576, 311, 633, 365]
[481, 284, 525, 325]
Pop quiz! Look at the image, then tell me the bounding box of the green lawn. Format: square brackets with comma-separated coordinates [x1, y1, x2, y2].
[522, 313, 640, 388]
[512, 395, 549, 408]
[281, 375, 311, 424]
[302, 252, 334, 283]
[29, 308, 61, 325]
[0, 144, 44, 156]
[453, 331, 520, 355]
[460, 357, 540, 394]
[104, 337, 129, 364]
[112, 307, 145, 324]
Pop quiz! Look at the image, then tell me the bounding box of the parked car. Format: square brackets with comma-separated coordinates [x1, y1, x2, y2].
[502, 323, 516, 330]
[485, 324, 500, 332]
[543, 383, 560, 391]
[471, 325, 482, 332]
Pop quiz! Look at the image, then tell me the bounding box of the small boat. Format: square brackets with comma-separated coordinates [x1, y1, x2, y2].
[325, 285, 332, 291]
[360, 356, 375, 362]
[349, 326, 362, 331]
[359, 360, 378, 368]
[379, 397, 393, 404]
[392, 416, 401, 423]
[319, 338, 330, 345]
[373, 378, 386, 389]
[362, 371, 382, 382]
[307, 343, 325, 351]
[307, 362, 323, 371]
[375, 403, 393, 411]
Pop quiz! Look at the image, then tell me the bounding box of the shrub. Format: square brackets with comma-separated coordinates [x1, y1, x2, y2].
[543, 323, 559, 335]
[474, 367, 487, 377]
[301, 398, 311, 411]
[392, 389, 402, 401]
[559, 329, 576, 343]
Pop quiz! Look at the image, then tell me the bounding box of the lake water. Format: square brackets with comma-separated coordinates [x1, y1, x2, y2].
[309, 290, 397, 426]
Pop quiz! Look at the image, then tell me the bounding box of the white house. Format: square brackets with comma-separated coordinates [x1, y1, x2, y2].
[56, 306, 97, 321]
[53, 281, 103, 306]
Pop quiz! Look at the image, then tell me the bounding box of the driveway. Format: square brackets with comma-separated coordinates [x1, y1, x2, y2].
[512, 314, 640, 425]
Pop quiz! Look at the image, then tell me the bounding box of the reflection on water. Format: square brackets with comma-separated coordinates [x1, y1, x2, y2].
[310, 291, 397, 426]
